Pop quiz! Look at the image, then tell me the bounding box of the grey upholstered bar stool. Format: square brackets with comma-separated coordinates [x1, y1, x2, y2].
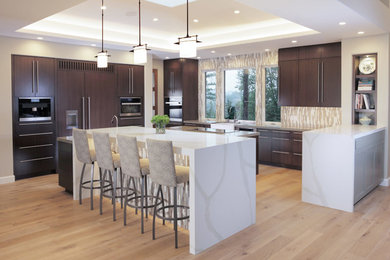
[92, 132, 124, 221]
[117, 135, 156, 233]
[73, 128, 102, 210]
[146, 138, 190, 248]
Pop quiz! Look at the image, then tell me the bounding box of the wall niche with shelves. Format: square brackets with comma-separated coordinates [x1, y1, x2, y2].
[352, 53, 377, 125]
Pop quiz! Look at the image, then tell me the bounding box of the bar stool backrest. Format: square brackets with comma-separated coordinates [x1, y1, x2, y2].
[93, 132, 114, 172]
[146, 139, 177, 187]
[117, 135, 142, 178]
[73, 128, 92, 164]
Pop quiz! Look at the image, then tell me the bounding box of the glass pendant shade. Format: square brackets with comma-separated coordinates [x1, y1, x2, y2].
[97, 51, 108, 68]
[179, 36, 197, 58]
[133, 45, 147, 64]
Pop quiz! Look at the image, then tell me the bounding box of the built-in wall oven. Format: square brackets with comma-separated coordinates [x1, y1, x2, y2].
[164, 96, 182, 123]
[120, 97, 142, 117]
[18, 97, 52, 122]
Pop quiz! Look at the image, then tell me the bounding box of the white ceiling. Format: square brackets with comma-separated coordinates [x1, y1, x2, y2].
[1, 0, 390, 59]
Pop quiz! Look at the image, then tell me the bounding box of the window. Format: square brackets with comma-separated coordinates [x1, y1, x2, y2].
[264, 66, 280, 122]
[205, 71, 216, 118]
[224, 68, 256, 121]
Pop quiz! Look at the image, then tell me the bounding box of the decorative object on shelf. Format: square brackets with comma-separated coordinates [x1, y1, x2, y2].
[358, 56, 376, 75]
[151, 115, 170, 134]
[131, 0, 150, 64]
[359, 116, 372, 125]
[96, 0, 110, 68]
[357, 78, 374, 91]
[175, 0, 201, 58]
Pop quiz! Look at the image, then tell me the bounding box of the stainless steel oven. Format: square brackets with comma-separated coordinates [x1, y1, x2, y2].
[164, 96, 182, 122]
[18, 97, 52, 122]
[120, 97, 142, 117]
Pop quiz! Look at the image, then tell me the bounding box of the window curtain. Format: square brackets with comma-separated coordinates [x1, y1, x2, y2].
[198, 51, 278, 124]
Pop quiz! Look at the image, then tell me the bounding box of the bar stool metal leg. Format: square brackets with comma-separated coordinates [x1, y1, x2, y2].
[112, 169, 117, 221]
[160, 187, 166, 225]
[90, 162, 95, 210]
[145, 176, 148, 219]
[174, 186, 178, 249]
[79, 163, 86, 205]
[100, 169, 104, 215]
[152, 185, 161, 240]
[120, 169, 124, 209]
[140, 176, 145, 234]
[124, 176, 132, 226]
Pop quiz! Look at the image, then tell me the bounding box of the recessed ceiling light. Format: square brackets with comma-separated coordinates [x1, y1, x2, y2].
[339, 22, 346, 26]
[37, 37, 43, 40]
[358, 31, 365, 35]
[165, 56, 169, 59]
[197, 56, 201, 59]
[211, 50, 216, 53]
[193, 19, 199, 23]
[91, 44, 96, 47]
[291, 40, 297, 43]
[153, 18, 159, 22]
[101, 6, 107, 10]
[227, 53, 232, 56]
[265, 49, 270, 52]
[234, 10, 240, 14]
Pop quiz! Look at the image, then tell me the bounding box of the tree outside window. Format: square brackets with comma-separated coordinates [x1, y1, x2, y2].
[224, 68, 256, 121]
[265, 66, 280, 122]
[205, 71, 216, 118]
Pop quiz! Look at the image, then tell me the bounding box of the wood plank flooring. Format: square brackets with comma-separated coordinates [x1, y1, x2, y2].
[1, 165, 390, 259]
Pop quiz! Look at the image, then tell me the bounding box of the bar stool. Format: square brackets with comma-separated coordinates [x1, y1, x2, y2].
[117, 135, 158, 233]
[73, 128, 105, 210]
[92, 132, 124, 221]
[146, 138, 190, 249]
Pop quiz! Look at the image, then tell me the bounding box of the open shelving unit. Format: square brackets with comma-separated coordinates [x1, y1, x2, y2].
[352, 53, 377, 125]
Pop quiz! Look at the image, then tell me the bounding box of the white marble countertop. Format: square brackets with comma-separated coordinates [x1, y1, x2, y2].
[304, 124, 386, 139]
[90, 126, 249, 150]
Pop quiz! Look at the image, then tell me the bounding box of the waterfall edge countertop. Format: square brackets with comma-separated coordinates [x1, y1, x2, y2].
[72, 126, 257, 255]
[304, 124, 386, 138]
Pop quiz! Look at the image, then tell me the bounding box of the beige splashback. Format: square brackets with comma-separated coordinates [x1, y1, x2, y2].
[281, 106, 342, 129]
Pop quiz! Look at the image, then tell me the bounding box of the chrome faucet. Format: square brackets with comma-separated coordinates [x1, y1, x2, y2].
[111, 115, 118, 128]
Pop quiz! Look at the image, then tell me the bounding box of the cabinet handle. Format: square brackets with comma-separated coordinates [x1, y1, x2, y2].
[273, 137, 289, 141]
[274, 130, 290, 134]
[88, 97, 91, 129]
[131, 68, 134, 94]
[20, 156, 54, 163]
[293, 139, 302, 142]
[82, 97, 85, 129]
[36, 60, 39, 94]
[128, 68, 131, 94]
[120, 117, 143, 120]
[293, 153, 302, 156]
[321, 61, 324, 103]
[272, 151, 290, 155]
[19, 132, 53, 137]
[317, 62, 320, 103]
[32, 60, 35, 94]
[19, 144, 53, 149]
[259, 136, 270, 139]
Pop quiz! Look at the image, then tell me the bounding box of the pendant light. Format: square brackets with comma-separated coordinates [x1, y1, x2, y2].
[96, 0, 110, 68]
[175, 0, 200, 58]
[131, 0, 149, 64]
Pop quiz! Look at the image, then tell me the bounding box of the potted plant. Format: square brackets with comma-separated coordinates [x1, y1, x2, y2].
[151, 115, 170, 134]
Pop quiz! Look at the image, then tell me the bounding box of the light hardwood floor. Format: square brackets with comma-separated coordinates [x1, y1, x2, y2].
[1, 165, 390, 260]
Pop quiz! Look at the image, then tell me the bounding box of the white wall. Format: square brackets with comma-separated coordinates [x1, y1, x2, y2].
[153, 59, 164, 115]
[341, 33, 390, 179]
[0, 35, 154, 180]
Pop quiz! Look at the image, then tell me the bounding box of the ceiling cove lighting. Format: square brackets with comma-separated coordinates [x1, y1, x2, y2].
[96, 0, 110, 68]
[358, 31, 365, 35]
[175, 0, 201, 58]
[131, 0, 150, 64]
[339, 22, 346, 26]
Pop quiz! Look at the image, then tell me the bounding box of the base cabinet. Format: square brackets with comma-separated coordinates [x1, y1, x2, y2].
[57, 138, 73, 193]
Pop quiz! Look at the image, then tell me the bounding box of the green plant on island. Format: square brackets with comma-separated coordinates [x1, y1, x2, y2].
[151, 115, 170, 129]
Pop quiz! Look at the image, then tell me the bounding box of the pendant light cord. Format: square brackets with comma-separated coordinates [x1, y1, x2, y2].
[139, 0, 141, 46]
[186, 0, 189, 37]
[101, 0, 104, 52]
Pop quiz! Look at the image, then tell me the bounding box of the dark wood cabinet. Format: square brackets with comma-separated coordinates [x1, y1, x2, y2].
[258, 129, 272, 163]
[57, 138, 73, 193]
[12, 55, 55, 97]
[164, 59, 198, 121]
[278, 42, 341, 107]
[117, 64, 144, 97]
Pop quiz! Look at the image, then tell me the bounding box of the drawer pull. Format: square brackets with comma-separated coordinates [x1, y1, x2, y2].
[19, 122, 53, 126]
[293, 139, 302, 142]
[293, 153, 302, 156]
[293, 132, 302, 135]
[120, 117, 143, 120]
[20, 156, 54, 163]
[19, 144, 53, 149]
[273, 131, 290, 134]
[273, 137, 289, 141]
[257, 129, 270, 132]
[19, 132, 53, 137]
[259, 136, 270, 139]
[272, 151, 290, 155]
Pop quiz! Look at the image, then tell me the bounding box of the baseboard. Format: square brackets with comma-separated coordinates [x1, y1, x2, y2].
[380, 177, 390, 187]
[0, 175, 15, 185]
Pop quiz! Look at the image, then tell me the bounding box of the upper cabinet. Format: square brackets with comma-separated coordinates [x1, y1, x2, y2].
[12, 55, 55, 97]
[164, 59, 183, 97]
[117, 64, 144, 97]
[278, 42, 341, 107]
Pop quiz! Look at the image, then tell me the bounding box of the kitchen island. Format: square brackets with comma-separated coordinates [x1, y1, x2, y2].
[302, 125, 386, 212]
[72, 126, 256, 254]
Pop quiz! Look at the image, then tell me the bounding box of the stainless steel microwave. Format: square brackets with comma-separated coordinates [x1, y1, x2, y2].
[18, 97, 52, 122]
[120, 97, 142, 117]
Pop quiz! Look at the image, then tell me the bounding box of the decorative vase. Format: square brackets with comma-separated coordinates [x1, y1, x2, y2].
[156, 125, 166, 134]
